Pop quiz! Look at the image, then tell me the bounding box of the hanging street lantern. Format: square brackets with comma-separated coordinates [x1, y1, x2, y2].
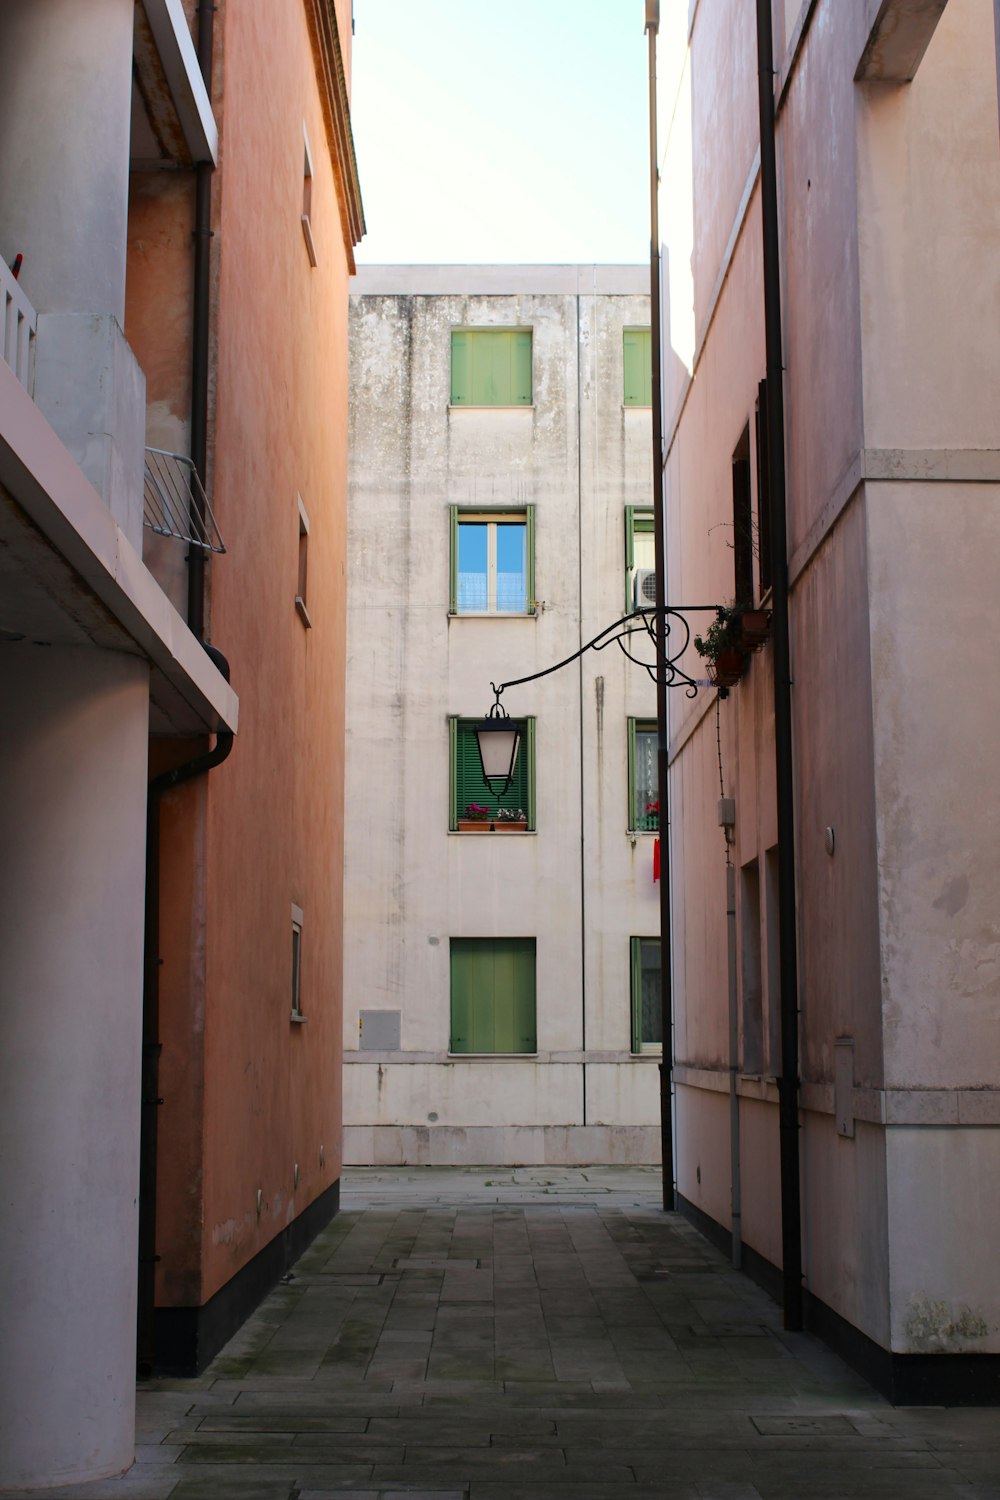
[474, 692, 522, 802]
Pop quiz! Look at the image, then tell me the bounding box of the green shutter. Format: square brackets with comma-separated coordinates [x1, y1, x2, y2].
[454, 719, 531, 824]
[450, 939, 474, 1051]
[452, 330, 532, 406]
[451, 330, 469, 404]
[630, 937, 643, 1054]
[448, 716, 458, 831]
[623, 328, 652, 407]
[450, 938, 536, 1054]
[449, 505, 458, 613]
[526, 505, 536, 613]
[627, 718, 637, 831]
[511, 329, 532, 404]
[525, 717, 536, 831]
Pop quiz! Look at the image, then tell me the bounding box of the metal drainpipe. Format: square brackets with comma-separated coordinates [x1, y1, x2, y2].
[137, 646, 234, 1374]
[755, 0, 803, 1331]
[188, 0, 216, 638]
[726, 863, 743, 1269]
[645, 1, 674, 1212]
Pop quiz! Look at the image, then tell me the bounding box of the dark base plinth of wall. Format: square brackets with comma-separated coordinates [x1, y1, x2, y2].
[678, 1193, 1000, 1407]
[153, 1177, 341, 1376]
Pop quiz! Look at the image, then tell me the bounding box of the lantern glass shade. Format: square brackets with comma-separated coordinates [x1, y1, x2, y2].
[475, 719, 522, 796]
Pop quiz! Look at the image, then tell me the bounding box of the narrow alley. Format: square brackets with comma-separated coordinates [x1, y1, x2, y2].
[34, 1169, 1000, 1500]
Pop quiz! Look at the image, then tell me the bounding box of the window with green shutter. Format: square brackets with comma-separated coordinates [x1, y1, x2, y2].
[628, 718, 659, 832]
[630, 937, 662, 1053]
[623, 327, 652, 407]
[450, 937, 536, 1054]
[450, 717, 535, 830]
[451, 329, 533, 406]
[624, 506, 655, 613]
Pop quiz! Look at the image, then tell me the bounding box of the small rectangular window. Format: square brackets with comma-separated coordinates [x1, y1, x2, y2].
[627, 718, 659, 832]
[624, 506, 655, 613]
[295, 496, 312, 628]
[291, 903, 305, 1021]
[450, 507, 534, 615]
[451, 329, 532, 406]
[450, 937, 536, 1054]
[450, 716, 535, 831]
[630, 937, 662, 1053]
[301, 125, 317, 267]
[623, 327, 652, 407]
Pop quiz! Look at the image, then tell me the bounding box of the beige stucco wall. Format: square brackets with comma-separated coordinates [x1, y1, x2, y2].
[345, 267, 662, 1164]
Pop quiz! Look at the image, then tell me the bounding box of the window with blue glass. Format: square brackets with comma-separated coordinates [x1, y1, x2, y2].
[449, 507, 535, 615]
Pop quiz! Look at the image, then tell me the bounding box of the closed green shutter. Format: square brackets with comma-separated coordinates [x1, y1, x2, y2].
[511, 329, 532, 404]
[451, 330, 469, 404]
[450, 938, 536, 1054]
[452, 718, 533, 827]
[627, 718, 637, 830]
[452, 330, 532, 406]
[623, 328, 652, 407]
[630, 938, 643, 1054]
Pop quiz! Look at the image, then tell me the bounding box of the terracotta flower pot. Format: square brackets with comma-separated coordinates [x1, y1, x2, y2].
[710, 646, 746, 688]
[738, 608, 770, 650]
[457, 818, 528, 832]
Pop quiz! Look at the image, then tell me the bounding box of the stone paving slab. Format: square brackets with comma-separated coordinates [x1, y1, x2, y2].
[18, 1167, 1000, 1500]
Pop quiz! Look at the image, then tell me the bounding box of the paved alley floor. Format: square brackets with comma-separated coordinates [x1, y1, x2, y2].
[34, 1167, 1000, 1499]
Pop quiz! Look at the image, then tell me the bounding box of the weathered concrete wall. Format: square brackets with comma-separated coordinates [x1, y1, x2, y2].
[345, 267, 661, 1163]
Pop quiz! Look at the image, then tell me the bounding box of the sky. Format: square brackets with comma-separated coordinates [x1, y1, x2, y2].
[350, 0, 652, 266]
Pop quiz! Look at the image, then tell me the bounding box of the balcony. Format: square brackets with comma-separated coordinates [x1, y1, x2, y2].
[1, 257, 35, 394]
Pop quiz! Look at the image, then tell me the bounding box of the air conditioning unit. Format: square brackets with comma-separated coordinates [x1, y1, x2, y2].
[633, 567, 657, 610]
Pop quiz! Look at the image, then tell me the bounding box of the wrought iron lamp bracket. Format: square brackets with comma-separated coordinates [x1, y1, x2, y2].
[490, 605, 720, 703]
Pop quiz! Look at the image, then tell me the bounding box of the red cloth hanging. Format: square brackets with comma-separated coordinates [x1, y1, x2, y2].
[653, 837, 660, 882]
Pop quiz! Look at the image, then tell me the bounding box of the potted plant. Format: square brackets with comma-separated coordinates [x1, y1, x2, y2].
[457, 803, 528, 832]
[694, 607, 747, 688]
[637, 798, 659, 833]
[457, 802, 492, 832]
[737, 607, 771, 650]
[494, 806, 528, 832]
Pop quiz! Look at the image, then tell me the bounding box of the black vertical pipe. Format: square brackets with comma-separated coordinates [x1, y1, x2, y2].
[188, 1, 216, 637]
[137, 724, 233, 1373]
[755, 0, 803, 1330]
[645, 0, 674, 1213]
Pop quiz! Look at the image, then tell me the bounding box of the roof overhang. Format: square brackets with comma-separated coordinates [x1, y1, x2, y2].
[133, 0, 218, 167]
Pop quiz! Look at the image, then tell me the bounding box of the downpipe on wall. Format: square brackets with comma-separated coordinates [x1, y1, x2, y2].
[137, 648, 234, 1375]
[755, 0, 803, 1331]
[646, 0, 675, 1214]
[726, 863, 743, 1270]
[188, 0, 216, 637]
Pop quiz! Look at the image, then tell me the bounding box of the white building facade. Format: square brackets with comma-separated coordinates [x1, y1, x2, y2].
[345, 265, 663, 1166]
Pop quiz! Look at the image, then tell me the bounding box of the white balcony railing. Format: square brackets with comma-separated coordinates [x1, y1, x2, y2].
[1, 259, 36, 393]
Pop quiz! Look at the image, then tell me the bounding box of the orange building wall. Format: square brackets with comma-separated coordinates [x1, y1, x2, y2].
[126, 0, 354, 1321]
[200, 0, 349, 1302]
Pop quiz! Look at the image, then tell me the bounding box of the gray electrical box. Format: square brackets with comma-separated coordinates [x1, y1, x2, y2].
[359, 1010, 401, 1051]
